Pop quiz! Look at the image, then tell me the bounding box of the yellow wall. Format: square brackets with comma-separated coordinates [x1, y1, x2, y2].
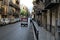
[12, 0, 16, 4]
[0, 14, 1, 19]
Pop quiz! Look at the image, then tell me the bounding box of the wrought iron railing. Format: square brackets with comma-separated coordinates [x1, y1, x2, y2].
[16, 0, 19, 4]
[45, 0, 60, 7]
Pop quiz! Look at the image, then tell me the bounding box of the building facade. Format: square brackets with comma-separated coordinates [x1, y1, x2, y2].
[33, 0, 60, 40]
[0, 0, 9, 19]
[33, 0, 45, 26]
[9, 0, 20, 18]
[0, 0, 20, 19]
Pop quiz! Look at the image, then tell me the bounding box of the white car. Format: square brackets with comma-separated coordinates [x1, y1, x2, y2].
[1, 18, 10, 24]
[4, 18, 10, 24]
[10, 18, 15, 23]
[0, 18, 6, 25]
[0, 19, 3, 25]
[16, 18, 20, 22]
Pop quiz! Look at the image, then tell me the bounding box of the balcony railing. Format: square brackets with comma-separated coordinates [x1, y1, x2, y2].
[42, 9, 47, 12]
[36, 11, 42, 15]
[9, 1, 20, 10]
[33, 1, 36, 5]
[45, 0, 60, 9]
[16, 0, 19, 4]
[34, 5, 37, 8]
[33, 6, 37, 11]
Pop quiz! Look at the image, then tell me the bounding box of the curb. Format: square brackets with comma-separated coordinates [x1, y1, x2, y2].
[32, 26, 37, 40]
[0, 21, 19, 27]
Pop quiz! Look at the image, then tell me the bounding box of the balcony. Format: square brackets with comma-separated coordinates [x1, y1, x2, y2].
[36, 11, 42, 15]
[33, 0, 36, 5]
[9, 1, 20, 10]
[0, 7, 4, 13]
[16, 0, 19, 4]
[34, 5, 37, 9]
[42, 9, 47, 12]
[0, 2, 4, 14]
[13, 12, 19, 18]
[45, 0, 60, 9]
[33, 6, 37, 11]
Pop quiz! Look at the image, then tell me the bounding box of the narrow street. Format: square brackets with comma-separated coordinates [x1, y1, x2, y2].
[0, 22, 34, 40]
[0, 0, 60, 40]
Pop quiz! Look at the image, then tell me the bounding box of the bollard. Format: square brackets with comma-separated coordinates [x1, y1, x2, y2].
[36, 31, 39, 40]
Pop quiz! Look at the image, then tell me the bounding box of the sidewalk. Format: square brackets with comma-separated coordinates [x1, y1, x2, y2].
[33, 21, 55, 40]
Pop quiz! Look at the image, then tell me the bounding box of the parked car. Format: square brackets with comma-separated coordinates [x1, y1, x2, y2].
[0, 18, 6, 26]
[9, 18, 15, 24]
[0, 18, 10, 25]
[0, 19, 4, 26]
[5, 18, 10, 24]
[15, 18, 20, 22]
[16, 18, 20, 22]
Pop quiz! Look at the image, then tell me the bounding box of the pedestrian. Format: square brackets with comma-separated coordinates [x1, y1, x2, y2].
[28, 18, 30, 28]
